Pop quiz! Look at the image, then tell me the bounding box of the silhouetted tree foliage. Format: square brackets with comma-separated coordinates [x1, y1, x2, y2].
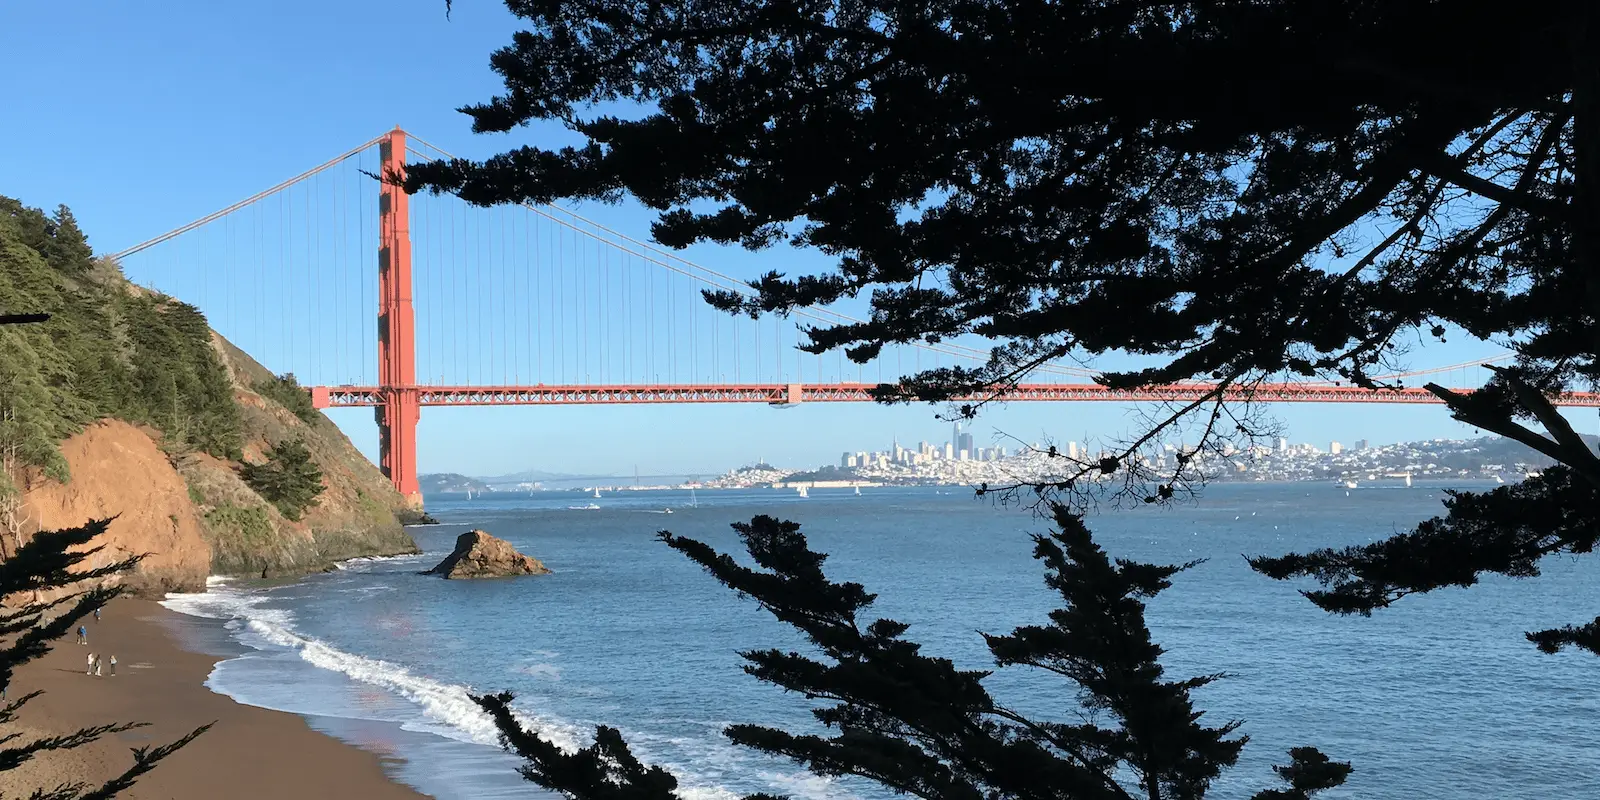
[475, 512, 1347, 800]
[0, 517, 210, 796]
[416, 2, 1600, 653]
[240, 438, 324, 521]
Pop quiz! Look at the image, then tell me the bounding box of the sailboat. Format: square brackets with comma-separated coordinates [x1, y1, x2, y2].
[854, 486, 862, 496]
[689, 487, 700, 508]
[796, 486, 809, 498]
[592, 488, 602, 499]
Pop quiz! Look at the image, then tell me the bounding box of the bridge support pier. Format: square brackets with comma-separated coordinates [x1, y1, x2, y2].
[377, 128, 422, 508]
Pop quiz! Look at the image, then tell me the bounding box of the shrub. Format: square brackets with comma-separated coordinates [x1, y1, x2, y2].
[252, 373, 320, 425]
[240, 438, 324, 521]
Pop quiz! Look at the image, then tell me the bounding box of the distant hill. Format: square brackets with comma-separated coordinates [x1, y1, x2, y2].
[482, 468, 596, 483]
[781, 465, 862, 483]
[419, 473, 493, 494]
[1438, 433, 1599, 469]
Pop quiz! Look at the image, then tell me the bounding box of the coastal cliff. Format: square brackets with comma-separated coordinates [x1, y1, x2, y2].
[1, 196, 419, 595]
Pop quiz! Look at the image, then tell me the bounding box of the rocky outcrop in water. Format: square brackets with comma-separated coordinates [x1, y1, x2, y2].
[424, 530, 551, 579]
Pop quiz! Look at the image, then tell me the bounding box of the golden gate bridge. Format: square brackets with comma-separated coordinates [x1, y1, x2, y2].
[109, 128, 1600, 505]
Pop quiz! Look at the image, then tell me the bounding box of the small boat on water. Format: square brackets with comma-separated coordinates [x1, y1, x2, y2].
[1494, 475, 1505, 484]
[854, 486, 861, 496]
[592, 488, 602, 499]
[664, 508, 673, 514]
[568, 503, 600, 510]
[1343, 480, 1358, 489]
[796, 486, 809, 498]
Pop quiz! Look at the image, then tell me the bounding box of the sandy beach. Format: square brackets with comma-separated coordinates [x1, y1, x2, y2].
[0, 597, 430, 799]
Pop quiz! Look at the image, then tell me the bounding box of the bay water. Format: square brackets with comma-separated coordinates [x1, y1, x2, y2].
[161, 483, 1600, 798]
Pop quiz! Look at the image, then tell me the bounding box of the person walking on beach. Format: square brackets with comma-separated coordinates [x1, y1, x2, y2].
[76, 625, 87, 645]
[92, 654, 102, 677]
[86, 653, 95, 675]
[108, 655, 116, 676]
[93, 607, 100, 623]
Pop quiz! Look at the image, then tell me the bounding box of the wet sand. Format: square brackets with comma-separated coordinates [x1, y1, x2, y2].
[0, 598, 429, 799]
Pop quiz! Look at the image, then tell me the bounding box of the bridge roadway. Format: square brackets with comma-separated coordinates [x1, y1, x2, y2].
[309, 382, 1600, 408]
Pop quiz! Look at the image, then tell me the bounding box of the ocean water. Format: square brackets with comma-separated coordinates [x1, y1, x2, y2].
[161, 483, 1600, 799]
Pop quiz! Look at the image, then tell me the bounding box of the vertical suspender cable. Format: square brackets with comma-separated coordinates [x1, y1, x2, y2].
[332, 163, 342, 382]
[510, 207, 519, 384]
[530, 209, 539, 383]
[669, 271, 676, 382]
[226, 213, 234, 340]
[505, 204, 512, 382]
[449, 192, 458, 384]
[690, 269, 697, 381]
[647, 252, 654, 381]
[585, 228, 592, 377]
[282, 190, 291, 375]
[305, 180, 314, 381]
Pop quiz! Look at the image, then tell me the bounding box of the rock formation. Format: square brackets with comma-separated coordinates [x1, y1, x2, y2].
[20, 420, 211, 595]
[424, 530, 551, 579]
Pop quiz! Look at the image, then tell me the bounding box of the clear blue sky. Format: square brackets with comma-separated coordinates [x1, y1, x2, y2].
[3, 1, 1584, 477]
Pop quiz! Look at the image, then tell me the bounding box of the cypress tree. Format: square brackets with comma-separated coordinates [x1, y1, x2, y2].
[412, 0, 1600, 657]
[476, 511, 1349, 800]
[241, 438, 324, 521]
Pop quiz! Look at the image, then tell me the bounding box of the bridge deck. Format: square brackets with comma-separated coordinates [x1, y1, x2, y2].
[307, 382, 1600, 408]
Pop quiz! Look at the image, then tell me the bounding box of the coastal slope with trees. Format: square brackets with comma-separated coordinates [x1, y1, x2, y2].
[0, 196, 419, 591]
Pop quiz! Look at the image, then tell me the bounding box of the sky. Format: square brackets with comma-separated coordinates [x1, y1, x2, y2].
[2, 2, 1588, 477]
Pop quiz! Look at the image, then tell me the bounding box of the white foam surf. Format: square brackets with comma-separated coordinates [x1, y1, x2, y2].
[161, 585, 581, 752]
[161, 584, 858, 800]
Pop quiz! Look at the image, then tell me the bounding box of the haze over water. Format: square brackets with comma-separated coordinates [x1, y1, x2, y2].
[162, 483, 1600, 799]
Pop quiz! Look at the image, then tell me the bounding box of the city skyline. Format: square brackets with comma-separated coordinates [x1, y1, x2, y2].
[385, 399, 1600, 478]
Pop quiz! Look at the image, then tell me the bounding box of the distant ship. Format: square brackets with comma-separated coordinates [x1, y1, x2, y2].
[1343, 480, 1358, 489]
[568, 503, 600, 510]
[796, 486, 809, 498]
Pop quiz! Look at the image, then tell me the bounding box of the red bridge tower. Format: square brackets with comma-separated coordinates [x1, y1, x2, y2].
[376, 128, 422, 507]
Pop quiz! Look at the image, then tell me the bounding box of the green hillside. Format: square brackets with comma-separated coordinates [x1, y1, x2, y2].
[0, 196, 417, 582]
[0, 198, 238, 487]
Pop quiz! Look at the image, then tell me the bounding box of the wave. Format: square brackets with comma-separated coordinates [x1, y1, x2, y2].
[160, 585, 859, 800]
[161, 585, 582, 752]
[335, 553, 435, 573]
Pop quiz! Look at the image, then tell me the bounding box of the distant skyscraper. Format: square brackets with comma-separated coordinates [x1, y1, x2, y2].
[957, 432, 974, 455]
[1354, 439, 1369, 451]
[1276, 436, 1289, 452]
[943, 442, 955, 460]
[1329, 441, 1343, 455]
[1066, 441, 1081, 460]
[841, 452, 853, 468]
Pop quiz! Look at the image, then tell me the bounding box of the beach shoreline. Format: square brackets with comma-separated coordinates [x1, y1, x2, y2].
[0, 597, 430, 799]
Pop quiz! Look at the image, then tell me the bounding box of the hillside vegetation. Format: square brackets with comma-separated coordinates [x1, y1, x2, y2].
[0, 196, 417, 591]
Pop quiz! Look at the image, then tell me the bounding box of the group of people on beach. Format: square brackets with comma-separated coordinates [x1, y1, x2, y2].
[85, 652, 115, 676]
[76, 607, 114, 677]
